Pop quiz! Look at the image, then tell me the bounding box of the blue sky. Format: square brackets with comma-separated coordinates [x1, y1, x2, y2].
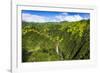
[22, 10, 90, 22]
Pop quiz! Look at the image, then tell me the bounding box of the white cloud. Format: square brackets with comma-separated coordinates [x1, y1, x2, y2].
[22, 12, 89, 22]
[64, 15, 83, 22]
[55, 13, 83, 22]
[22, 13, 47, 22]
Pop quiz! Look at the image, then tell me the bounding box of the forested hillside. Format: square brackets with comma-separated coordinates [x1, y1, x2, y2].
[22, 20, 90, 62]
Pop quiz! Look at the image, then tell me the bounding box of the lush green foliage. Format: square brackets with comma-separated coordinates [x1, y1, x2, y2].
[22, 20, 90, 62]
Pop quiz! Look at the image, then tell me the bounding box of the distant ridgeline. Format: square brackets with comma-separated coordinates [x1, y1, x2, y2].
[22, 20, 90, 62]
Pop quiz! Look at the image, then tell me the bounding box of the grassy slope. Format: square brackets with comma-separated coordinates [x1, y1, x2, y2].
[22, 20, 90, 62]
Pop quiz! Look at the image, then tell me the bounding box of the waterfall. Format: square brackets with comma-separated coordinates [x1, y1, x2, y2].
[56, 45, 59, 55]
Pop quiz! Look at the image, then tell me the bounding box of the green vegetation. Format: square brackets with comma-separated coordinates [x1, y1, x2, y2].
[22, 20, 90, 62]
